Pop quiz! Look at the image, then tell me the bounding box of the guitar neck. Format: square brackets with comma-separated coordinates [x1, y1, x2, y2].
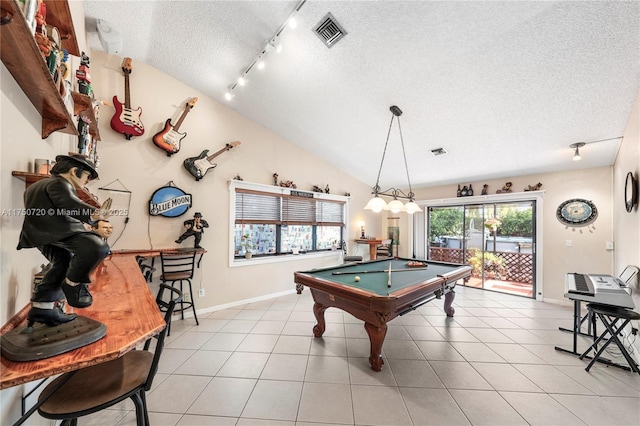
[124, 73, 131, 109]
[206, 145, 233, 161]
[173, 107, 191, 132]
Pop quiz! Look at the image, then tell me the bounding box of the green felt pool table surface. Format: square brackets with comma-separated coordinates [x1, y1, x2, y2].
[307, 258, 466, 296]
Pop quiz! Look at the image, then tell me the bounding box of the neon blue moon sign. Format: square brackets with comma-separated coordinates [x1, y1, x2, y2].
[149, 185, 192, 217]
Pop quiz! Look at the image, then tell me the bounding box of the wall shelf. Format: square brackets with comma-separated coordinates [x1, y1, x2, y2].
[12, 171, 101, 208]
[0, 0, 78, 139]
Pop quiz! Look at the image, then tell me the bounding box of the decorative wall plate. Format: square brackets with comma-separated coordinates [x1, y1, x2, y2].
[556, 198, 598, 227]
[624, 172, 638, 213]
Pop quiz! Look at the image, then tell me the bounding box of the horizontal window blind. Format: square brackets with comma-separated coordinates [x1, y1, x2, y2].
[235, 190, 280, 224]
[235, 188, 344, 226]
[317, 200, 345, 226]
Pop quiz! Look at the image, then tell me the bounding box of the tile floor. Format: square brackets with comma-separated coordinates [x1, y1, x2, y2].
[41, 285, 640, 425]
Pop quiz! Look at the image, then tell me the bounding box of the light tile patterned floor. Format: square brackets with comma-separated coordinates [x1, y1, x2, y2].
[39, 285, 640, 425]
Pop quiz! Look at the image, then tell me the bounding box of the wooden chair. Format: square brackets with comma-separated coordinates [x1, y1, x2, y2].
[159, 251, 199, 329]
[37, 284, 182, 426]
[340, 240, 363, 263]
[376, 239, 392, 258]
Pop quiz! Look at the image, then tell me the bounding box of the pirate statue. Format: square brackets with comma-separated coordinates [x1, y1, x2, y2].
[17, 155, 112, 327]
[175, 212, 209, 248]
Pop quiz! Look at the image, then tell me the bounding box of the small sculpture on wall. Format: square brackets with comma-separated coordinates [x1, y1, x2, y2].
[497, 182, 513, 193]
[175, 212, 209, 249]
[481, 184, 489, 195]
[524, 182, 542, 191]
[233, 174, 243, 181]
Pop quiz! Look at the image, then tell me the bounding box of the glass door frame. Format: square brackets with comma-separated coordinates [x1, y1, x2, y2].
[410, 191, 544, 300]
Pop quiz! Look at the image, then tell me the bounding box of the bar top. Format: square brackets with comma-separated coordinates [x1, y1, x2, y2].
[0, 255, 165, 390]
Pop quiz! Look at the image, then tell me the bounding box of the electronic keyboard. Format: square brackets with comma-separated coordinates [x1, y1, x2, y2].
[565, 273, 635, 309]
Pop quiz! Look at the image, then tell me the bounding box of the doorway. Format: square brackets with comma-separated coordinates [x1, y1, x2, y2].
[427, 201, 536, 298]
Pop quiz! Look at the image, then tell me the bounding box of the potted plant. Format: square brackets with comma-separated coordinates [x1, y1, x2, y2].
[242, 234, 255, 258]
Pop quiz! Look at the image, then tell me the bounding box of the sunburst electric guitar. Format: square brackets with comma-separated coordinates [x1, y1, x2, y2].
[152, 97, 198, 156]
[110, 57, 144, 140]
[183, 141, 241, 181]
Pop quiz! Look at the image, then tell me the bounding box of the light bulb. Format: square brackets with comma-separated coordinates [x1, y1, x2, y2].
[364, 196, 387, 212]
[288, 17, 298, 29]
[237, 76, 246, 86]
[257, 60, 265, 70]
[276, 43, 283, 53]
[224, 91, 234, 101]
[387, 199, 405, 213]
[405, 201, 422, 214]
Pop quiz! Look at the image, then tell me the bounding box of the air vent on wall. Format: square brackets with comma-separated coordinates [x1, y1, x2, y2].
[431, 147, 448, 156]
[313, 12, 347, 48]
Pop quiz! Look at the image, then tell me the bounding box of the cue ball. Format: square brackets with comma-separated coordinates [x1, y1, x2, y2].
[354, 276, 360, 282]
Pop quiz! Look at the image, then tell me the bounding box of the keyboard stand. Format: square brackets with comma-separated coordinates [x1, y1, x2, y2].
[580, 303, 639, 375]
[554, 298, 632, 371]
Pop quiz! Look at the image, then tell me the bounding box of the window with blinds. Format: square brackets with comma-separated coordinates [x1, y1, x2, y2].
[233, 187, 346, 257]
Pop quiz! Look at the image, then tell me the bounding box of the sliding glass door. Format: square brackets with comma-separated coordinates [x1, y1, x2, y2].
[427, 201, 536, 298]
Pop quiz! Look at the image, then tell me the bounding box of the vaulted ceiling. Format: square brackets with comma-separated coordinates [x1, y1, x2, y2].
[83, 1, 640, 189]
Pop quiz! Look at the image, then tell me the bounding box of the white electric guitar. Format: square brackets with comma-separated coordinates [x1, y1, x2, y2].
[183, 141, 241, 181]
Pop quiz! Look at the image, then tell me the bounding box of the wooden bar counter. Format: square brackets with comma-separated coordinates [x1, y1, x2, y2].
[0, 255, 165, 390]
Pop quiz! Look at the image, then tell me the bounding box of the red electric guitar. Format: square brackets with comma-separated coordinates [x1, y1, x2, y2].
[183, 141, 241, 181]
[152, 97, 198, 156]
[110, 57, 144, 140]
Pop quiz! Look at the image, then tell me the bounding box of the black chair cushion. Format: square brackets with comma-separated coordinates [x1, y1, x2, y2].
[39, 350, 153, 416]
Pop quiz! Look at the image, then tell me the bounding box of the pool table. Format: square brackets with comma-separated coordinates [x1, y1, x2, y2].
[294, 258, 472, 371]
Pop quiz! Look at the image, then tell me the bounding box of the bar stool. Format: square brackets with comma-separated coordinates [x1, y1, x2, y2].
[340, 240, 362, 263]
[160, 251, 199, 330]
[579, 303, 640, 375]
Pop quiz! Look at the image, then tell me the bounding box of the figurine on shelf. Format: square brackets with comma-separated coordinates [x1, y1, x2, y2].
[279, 180, 297, 189]
[273, 173, 279, 186]
[481, 184, 489, 195]
[77, 116, 91, 155]
[175, 212, 209, 249]
[312, 185, 323, 193]
[524, 182, 543, 191]
[325, 184, 330, 194]
[17, 155, 111, 327]
[497, 182, 513, 193]
[76, 52, 92, 96]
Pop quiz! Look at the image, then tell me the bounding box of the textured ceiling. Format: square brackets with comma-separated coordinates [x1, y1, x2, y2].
[83, 1, 640, 190]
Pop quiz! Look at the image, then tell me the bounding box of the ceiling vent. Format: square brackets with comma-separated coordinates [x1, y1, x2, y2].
[313, 13, 347, 48]
[431, 147, 448, 156]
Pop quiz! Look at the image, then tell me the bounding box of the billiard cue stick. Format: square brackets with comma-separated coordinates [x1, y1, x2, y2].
[331, 267, 429, 275]
[387, 262, 392, 287]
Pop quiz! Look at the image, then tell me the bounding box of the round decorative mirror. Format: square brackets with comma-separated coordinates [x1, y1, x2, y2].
[624, 172, 638, 213]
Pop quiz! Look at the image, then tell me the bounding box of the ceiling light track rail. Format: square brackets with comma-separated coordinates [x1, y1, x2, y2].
[225, 0, 307, 100]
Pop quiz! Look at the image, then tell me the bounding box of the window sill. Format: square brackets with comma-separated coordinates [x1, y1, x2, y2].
[229, 250, 341, 268]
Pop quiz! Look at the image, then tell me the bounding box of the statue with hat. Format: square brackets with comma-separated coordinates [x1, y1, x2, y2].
[17, 155, 112, 327]
[175, 212, 209, 248]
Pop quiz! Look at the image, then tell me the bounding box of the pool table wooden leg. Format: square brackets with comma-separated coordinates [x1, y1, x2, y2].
[364, 322, 387, 371]
[312, 302, 327, 337]
[444, 290, 455, 317]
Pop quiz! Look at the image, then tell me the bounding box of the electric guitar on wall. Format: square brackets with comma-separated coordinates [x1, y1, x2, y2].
[183, 141, 241, 181]
[152, 97, 198, 156]
[110, 57, 144, 140]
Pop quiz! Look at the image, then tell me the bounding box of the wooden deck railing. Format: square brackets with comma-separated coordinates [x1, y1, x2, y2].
[429, 247, 533, 284]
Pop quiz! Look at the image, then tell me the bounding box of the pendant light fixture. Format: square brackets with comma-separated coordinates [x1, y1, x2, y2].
[364, 106, 422, 214]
